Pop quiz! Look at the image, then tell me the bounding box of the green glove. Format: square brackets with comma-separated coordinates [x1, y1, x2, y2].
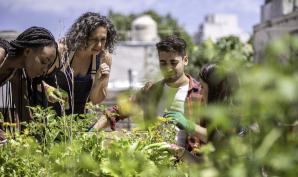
[164, 111, 196, 133]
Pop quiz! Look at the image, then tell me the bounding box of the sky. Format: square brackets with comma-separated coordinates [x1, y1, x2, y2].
[0, 0, 263, 38]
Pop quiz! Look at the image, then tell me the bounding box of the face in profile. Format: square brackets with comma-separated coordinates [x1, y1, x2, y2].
[158, 51, 188, 83]
[86, 26, 107, 55]
[24, 45, 57, 78]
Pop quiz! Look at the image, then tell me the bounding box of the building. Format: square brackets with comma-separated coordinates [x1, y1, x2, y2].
[108, 15, 160, 93]
[195, 13, 249, 44]
[0, 30, 19, 41]
[108, 41, 160, 92]
[253, 0, 298, 62]
[131, 15, 159, 42]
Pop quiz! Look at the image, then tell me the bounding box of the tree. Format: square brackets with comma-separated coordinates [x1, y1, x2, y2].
[107, 10, 195, 55]
[187, 36, 253, 77]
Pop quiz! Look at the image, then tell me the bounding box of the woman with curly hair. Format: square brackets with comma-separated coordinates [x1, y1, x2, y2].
[30, 12, 117, 115]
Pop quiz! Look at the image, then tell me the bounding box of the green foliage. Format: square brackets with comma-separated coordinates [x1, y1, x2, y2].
[1, 36, 298, 177]
[0, 107, 181, 177]
[187, 36, 253, 76]
[108, 10, 195, 55]
[190, 36, 298, 177]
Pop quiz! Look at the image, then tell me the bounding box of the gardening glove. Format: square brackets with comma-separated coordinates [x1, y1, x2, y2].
[164, 111, 196, 133]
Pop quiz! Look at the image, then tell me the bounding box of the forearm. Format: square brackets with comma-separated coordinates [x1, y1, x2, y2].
[92, 114, 109, 131]
[0, 47, 6, 57]
[194, 125, 207, 143]
[89, 75, 109, 104]
[92, 104, 130, 131]
[179, 148, 204, 164]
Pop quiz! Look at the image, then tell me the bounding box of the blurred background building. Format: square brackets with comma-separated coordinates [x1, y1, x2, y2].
[194, 13, 250, 44]
[131, 15, 159, 42]
[108, 15, 160, 92]
[253, 0, 298, 62]
[0, 30, 19, 41]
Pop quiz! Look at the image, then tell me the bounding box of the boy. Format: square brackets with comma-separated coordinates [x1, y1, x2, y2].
[94, 35, 207, 151]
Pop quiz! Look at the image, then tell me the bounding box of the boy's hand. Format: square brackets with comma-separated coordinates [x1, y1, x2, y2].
[164, 111, 196, 133]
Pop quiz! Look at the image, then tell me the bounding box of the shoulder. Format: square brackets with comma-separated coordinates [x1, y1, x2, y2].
[188, 75, 201, 89]
[187, 75, 208, 104]
[134, 80, 163, 103]
[0, 47, 8, 67]
[0, 38, 10, 66]
[0, 38, 10, 54]
[136, 80, 163, 96]
[144, 80, 165, 92]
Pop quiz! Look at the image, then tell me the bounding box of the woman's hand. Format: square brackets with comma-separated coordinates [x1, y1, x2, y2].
[97, 50, 112, 78]
[99, 63, 110, 76]
[90, 50, 112, 104]
[42, 81, 69, 109]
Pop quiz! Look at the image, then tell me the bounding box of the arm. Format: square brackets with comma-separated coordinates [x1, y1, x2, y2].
[0, 47, 6, 59]
[91, 99, 136, 131]
[91, 114, 109, 131]
[10, 71, 32, 123]
[89, 51, 112, 104]
[194, 124, 207, 143]
[91, 89, 145, 131]
[91, 104, 129, 131]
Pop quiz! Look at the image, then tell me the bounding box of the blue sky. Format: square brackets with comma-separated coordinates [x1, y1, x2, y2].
[0, 0, 263, 38]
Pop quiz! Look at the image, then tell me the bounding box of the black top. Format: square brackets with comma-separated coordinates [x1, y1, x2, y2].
[29, 54, 100, 116]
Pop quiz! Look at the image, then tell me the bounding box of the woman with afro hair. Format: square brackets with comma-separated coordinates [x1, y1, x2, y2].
[0, 26, 58, 142]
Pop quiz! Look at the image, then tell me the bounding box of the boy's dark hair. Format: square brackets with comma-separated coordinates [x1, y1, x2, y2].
[156, 35, 187, 56]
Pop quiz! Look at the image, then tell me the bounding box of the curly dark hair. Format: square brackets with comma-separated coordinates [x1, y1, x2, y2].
[156, 34, 187, 56]
[65, 12, 117, 53]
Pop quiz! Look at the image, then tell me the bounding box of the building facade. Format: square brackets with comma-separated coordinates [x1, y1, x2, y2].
[253, 0, 298, 62]
[195, 13, 249, 44]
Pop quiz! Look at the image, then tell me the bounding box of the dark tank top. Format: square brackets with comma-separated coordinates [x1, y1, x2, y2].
[29, 53, 100, 115]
